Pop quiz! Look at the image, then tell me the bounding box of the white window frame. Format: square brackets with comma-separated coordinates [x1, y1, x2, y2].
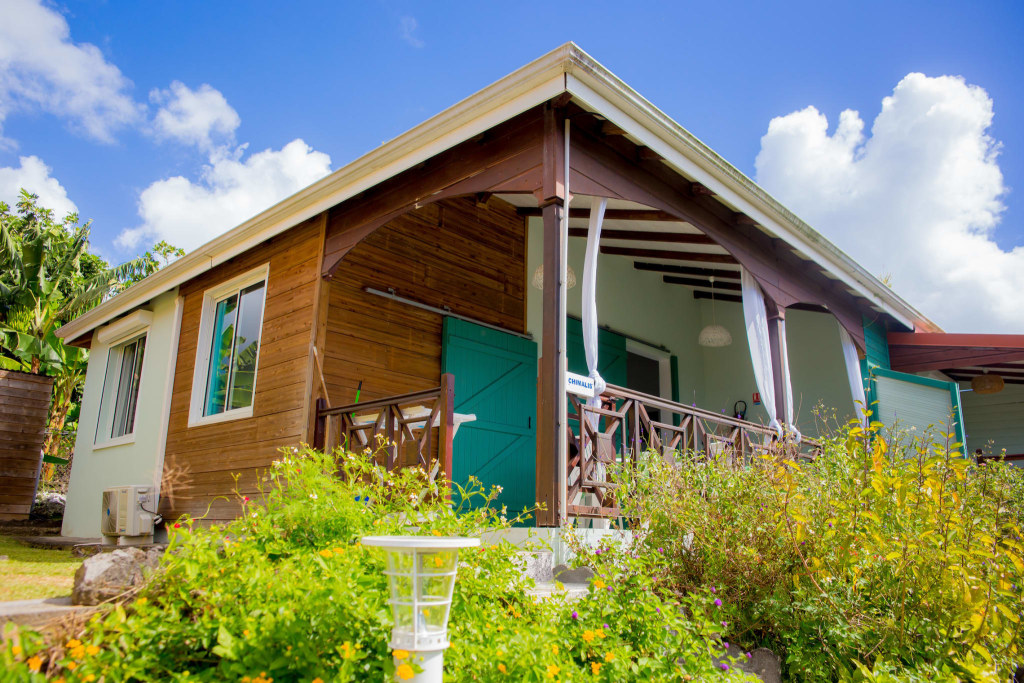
[94, 328, 149, 450]
[625, 339, 673, 400]
[188, 264, 269, 427]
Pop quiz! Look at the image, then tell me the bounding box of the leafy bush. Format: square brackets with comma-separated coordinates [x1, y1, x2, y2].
[2, 446, 750, 682]
[618, 420, 1024, 682]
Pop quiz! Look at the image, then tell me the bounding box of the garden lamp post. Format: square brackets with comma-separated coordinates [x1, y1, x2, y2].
[363, 535, 480, 682]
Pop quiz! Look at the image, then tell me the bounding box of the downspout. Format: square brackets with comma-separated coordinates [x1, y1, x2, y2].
[557, 118, 570, 524]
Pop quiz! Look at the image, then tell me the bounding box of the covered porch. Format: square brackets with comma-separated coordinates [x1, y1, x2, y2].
[308, 95, 876, 528]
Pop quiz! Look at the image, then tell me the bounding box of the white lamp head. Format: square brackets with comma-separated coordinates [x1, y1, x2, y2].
[362, 535, 480, 652]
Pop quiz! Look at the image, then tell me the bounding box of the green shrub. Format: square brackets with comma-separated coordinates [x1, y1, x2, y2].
[2, 446, 750, 682]
[617, 420, 1024, 682]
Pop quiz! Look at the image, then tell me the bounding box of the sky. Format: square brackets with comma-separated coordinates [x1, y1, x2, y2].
[1, 1, 1023, 333]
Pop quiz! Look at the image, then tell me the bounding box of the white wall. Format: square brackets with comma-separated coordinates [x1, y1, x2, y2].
[62, 289, 182, 538]
[524, 217, 856, 436]
[525, 218, 707, 403]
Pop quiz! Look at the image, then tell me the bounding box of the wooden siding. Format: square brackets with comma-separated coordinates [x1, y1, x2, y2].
[0, 370, 53, 520]
[161, 216, 325, 522]
[961, 384, 1024, 457]
[321, 196, 526, 408]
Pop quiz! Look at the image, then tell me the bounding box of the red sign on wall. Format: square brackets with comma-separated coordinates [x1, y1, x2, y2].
[752, 392, 761, 405]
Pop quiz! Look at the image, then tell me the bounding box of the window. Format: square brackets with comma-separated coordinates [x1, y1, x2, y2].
[96, 334, 147, 444]
[190, 266, 268, 425]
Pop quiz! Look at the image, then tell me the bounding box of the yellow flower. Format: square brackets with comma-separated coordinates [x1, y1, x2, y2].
[551, 644, 559, 655]
[86, 644, 100, 656]
[312, 679, 324, 683]
[11, 645, 21, 656]
[318, 549, 333, 558]
[340, 642, 355, 660]
[70, 645, 85, 659]
[136, 597, 148, 606]
[592, 579, 606, 590]
[392, 649, 410, 661]
[26, 656, 41, 673]
[333, 547, 345, 554]
[396, 663, 415, 680]
[582, 630, 595, 643]
[431, 529, 443, 536]
[243, 630, 251, 637]
[422, 608, 431, 618]
[497, 663, 507, 674]
[546, 664, 560, 679]
[66, 661, 78, 671]
[66, 639, 82, 649]
[84, 676, 96, 682]
[497, 625, 504, 632]
[591, 662, 602, 675]
[595, 629, 606, 639]
[604, 652, 615, 662]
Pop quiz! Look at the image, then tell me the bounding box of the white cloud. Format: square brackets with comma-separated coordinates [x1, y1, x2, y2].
[0, 0, 142, 144]
[150, 81, 240, 151]
[116, 140, 332, 252]
[399, 16, 425, 48]
[755, 73, 1023, 333]
[0, 155, 77, 218]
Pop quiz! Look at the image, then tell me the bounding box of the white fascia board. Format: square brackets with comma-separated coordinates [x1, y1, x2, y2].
[564, 67, 935, 333]
[57, 52, 572, 343]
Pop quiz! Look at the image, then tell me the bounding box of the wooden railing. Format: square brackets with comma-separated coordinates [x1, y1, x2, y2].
[567, 384, 819, 519]
[313, 373, 455, 482]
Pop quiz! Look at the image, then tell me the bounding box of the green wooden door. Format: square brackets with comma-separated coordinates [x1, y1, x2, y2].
[566, 317, 628, 386]
[441, 318, 537, 516]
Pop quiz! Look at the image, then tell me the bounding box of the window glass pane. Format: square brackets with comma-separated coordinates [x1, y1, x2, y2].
[227, 282, 265, 410]
[204, 294, 238, 416]
[119, 337, 146, 437]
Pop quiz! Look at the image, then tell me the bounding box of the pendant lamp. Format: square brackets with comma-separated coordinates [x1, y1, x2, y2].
[531, 264, 576, 290]
[698, 276, 732, 347]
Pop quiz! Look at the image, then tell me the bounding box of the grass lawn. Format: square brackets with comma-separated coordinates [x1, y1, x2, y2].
[0, 535, 82, 601]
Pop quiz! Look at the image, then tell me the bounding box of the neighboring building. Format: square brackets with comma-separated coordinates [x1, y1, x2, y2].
[56, 45, 1024, 538]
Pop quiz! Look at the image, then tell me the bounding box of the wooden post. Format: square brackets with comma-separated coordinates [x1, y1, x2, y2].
[535, 102, 569, 527]
[439, 373, 455, 488]
[313, 398, 327, 450]
[765, 298, 790, 428]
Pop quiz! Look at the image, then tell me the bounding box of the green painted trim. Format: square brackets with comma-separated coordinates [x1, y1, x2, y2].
[862, 315, 891, 370]
[949, 384, 966, 449]
[872, 367, 952, 391]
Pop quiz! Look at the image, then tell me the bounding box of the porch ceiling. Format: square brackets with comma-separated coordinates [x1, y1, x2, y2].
[888, 332, 1024, 380]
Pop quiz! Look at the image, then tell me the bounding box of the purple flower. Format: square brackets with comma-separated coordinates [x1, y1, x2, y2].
[571, 611, 578, 620]
[720, 664, 729, 671]
[724, 642, 729, 649]
[658, 547, 664, 553]
[714, 599, 722, 607]
[710, 586, 716, 593]
[746, 652, 752, 659]
[721, 621, 728, 628]
[603, 623, 609, 629]
[656, 607, 661, 613]
[606, 586, 613, 592]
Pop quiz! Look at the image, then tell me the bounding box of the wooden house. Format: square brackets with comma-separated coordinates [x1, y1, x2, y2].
[55, 45, 1024, 538]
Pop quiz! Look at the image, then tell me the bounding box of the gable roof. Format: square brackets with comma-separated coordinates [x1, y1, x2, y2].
[57, 43, 939, 344]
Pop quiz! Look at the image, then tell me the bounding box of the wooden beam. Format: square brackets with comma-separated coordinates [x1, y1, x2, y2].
[600, 245, 737, 264]
[663, 275, 741, 291]
[600, 121, 626, 136]
[568, 227, 714, 245]
[691, 182, 715, 196]
[693, 290, 741, 304]
[565, 123, 868, 350]
[946, 367, 1024, 378]
[733, 213, 759, 226]
[765, 299, 789, 426]
[637, 147, 661, 162]
[949, 374, 1024, 386]
[634, 261, 740, 280]
[516, 207, 681, 222]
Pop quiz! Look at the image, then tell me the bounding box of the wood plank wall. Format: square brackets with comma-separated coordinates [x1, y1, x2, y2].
[0, 370, 54, 519]
[161, 216, 326, 522]
[321, 196, 526, 407]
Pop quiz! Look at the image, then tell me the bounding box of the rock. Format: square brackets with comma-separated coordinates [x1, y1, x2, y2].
[72, 547, 164, 606]
[715, 645, 781, 683]
[552, 563, 595, 583]
[30, 492, 66, 521]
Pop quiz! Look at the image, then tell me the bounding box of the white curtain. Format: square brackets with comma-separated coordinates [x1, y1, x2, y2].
[741, 269, 782, 437]
[581, 197, 608, 420]
[838, 323, 867, 421]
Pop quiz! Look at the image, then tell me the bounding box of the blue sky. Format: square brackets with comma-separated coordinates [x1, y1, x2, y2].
[2, 1, 1023, 330]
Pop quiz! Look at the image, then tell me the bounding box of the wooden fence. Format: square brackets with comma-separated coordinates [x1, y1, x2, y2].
[313, 373, 454, 483]
[0, 370, 54, 520]
[567, 383, 818, 519]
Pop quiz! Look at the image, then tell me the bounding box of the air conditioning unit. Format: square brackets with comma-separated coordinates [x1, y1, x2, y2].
[101, 486, 157, 545]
